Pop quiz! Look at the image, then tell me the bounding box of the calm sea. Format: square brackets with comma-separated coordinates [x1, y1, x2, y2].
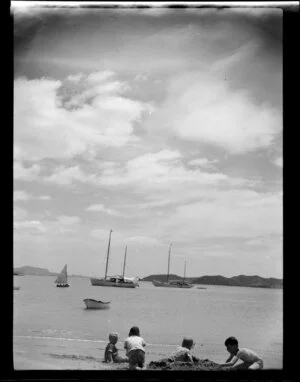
[13, 275, 283, 369]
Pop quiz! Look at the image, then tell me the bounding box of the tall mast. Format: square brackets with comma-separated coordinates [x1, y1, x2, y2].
[167, 243, 172, 283]
[105, 229, 113, 279]
[122, 246, 127, 279]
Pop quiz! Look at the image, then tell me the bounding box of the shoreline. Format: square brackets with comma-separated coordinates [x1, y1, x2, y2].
[13, 335, 282, 370]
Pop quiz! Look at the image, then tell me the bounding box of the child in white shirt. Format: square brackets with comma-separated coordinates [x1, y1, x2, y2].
[124, 326, 146, 370]
[169, 337, 199, 364]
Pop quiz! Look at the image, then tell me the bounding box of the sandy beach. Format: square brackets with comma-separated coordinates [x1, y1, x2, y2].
[13, 335, 226, 370]
[13, 335, 179, 370]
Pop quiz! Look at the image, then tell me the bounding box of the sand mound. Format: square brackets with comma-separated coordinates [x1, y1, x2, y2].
[147, 358, 229, 371]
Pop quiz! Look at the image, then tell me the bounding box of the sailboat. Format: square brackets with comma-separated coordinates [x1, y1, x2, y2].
[90, 230, 139, 288]
[55, 264, 70, 287]
[152, 244, 194, 288]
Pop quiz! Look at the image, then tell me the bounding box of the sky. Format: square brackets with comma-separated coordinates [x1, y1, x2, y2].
[13, 3, 283, 279]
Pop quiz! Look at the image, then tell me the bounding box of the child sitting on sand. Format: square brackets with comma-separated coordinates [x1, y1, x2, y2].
[169, 337, 199, 364]
[219, 336, 263, 369]
[104, 332, 128, 363]
[124, 326, 146, 370]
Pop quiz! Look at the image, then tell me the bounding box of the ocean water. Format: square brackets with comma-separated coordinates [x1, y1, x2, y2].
[13, 275, 283, 369]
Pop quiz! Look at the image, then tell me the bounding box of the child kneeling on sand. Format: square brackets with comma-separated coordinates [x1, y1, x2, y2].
[124, 326, 146, 370]
[104, 332, 129, 363]
[169, 337, 200, 364]
[219, 336, 263, 369]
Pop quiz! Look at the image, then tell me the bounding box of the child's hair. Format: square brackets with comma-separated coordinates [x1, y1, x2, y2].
[224, 336, 238, 346]
[109, 332, 119, 343]
[129, 326, 140, 336]
[181, 337, 194, 349]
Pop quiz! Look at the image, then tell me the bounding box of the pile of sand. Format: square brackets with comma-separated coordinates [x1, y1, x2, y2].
[147, 358, 230, 371]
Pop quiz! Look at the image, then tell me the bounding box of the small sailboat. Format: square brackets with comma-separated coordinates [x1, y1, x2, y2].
[83, 299, 110, 309]
[55, 264, 70, 287]
[152, 244, 194, 288]
[90, 230, 139, 288]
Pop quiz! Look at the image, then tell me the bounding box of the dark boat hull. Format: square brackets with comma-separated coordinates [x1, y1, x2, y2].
[152, 280, 193, 288]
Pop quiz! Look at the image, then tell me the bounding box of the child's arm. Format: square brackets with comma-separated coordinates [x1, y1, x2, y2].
[187, 353, 194, 364]
[225, 353, 234, 363]
[218, 354, 239, 367]
[106, 351, 114, 363]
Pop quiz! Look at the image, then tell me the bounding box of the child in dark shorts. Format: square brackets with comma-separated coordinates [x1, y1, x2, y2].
[124, 326, 146, 370]
[104, 332, 128, 363]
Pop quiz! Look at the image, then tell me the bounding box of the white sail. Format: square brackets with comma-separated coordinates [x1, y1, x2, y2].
[55, 264, 68, 284]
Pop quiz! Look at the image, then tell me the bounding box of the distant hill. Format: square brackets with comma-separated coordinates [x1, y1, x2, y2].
[141, 274, 283, 289]
[142, 274, 183, 282]
[14, 266, 58, 276]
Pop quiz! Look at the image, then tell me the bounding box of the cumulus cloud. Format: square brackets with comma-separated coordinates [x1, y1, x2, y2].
[39, 195, 51, 200]
[157, 189, 282, 241]
[14, 72, 151, 161]
[145, 71, 281, 154]
[14, 214, 82, 236]
[14, 190, 31, 201]
[56, 215, 81, 225]
[14, 161, 41, 181]
[85, 204, 123, 216]
[274, 156, 283, 168]
[14, 206, 28, 220]
[188, 157, 219, 169]
[44, 165, 96, 186]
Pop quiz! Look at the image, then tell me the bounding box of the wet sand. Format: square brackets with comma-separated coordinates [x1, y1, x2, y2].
[13, 336, 175, 370]
[13, 336, 225, 370]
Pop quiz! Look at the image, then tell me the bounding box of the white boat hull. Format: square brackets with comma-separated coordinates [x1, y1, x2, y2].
[83, 299, 110, 309]
[90, 277, 138, 288]
[152, 280, 194, 288]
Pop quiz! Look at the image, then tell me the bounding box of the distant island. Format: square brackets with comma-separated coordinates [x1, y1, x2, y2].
[141, 274, 283, 289]
[13, 266, 282, 289]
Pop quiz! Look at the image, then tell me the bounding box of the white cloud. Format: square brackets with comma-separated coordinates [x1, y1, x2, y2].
[39, 195, 51, 200]
[145, 70, 281, 154]
[14, 190, 31, 201]
[274, 156, 283, 168]
[157, 189, 282, 240]
[44, 165, 96, 186]
[127, 235, 161, 246]
[97, 149, 228, 189]
[14, 220, 46, 233]
[14, 206, 28, 220]
[56, 215, 81, 225]
[14, 73, 151, 161]
[14, 161, 40, 181]
[188, 157, 219, 169]
[85, 204, 122, 216]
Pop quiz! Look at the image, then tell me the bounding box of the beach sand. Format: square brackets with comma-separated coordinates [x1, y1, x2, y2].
[13, 336, 224, 370]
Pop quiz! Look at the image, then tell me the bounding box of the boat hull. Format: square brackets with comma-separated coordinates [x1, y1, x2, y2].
[152, 280, 194, 288]
[90, 277, 138, 288]
[56, 284, 70, 287]
[83, 299, 110, 309]
[14, 286, 20, 290]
